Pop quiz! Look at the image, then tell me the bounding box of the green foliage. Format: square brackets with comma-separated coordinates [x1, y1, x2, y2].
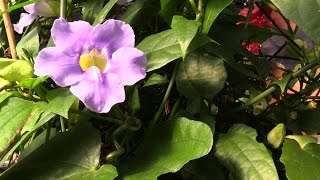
[281, 139, 320, 180]
[118, 117, 213, 179]
[215, 124, 279, 180]
[1, 0, 320, 179]
[176, 52, 227, 99]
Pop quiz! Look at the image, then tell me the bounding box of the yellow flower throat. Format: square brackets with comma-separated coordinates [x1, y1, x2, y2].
[79, 49, 107, 72]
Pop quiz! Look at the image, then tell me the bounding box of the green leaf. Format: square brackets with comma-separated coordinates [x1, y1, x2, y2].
[281, 139, 320, 180]
[0, 60, 33, 82]
[215, 124, 279, 180]
[0, 120, 102, 179]
[0, 58, 15, 69]
[143, 73, 168, 87]
[0, 77, 10, 89]
[46, 88, 77, 118]
[267, 123, 286, 149]
[176, 52, 227, 99]
[16, 28, 39, 59]
[0, 91, 12, 104]
[202, 0, 233, 34]
[271, 74, 292, 93]
[270, 0, 320, 43]
[16, 76, 48, 90]
[129, 86, 140, 114]
[0, 98, 44, 154]
[121, 0, 147, 24]
[0, 111, 55, 164]
[92, 0, 118, 26]
[118, 117, 213, 179]
[171, 16, 201, 59]
[137, 29, 181, 72]
[64, 165, 118, 180]
[285, 135, 317, 148]
[82, 0, 105, 24]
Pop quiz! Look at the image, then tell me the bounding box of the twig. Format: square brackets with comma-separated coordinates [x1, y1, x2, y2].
[0, 0, 17, 59]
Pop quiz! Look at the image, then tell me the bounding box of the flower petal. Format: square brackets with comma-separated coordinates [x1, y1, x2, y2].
[23, 3, 36, 14]
[91, 19, 134, 55]
[34, 47, 83, 86]
[13, 13, 37, 34]
[109, 47, 146, 86]
[70, 67, 125, 113]
[51, 18, 93, 54]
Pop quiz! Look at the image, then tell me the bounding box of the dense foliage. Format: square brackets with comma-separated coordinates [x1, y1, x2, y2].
[0, 0, 320, 179]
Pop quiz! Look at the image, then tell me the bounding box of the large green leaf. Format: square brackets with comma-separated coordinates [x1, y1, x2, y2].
[0, 60, 33, 82]
[143, 73, 168, 87]
[202, 0, 233, 34]
[281, 139, 320, 180]
[0, 98, 44, 154]
[137, 29, 181, 72]
[215, 124, 279, 180]
[64, 165, 118, 180]
[16, 28, 39, 59]
[176, 52, 227, 99]
[118, 117, 213, 179]
[0, 120, 104, 179]
[171, 16, 200, 59]
[0, 92, 12, 104]
[271, 0, 320, 43]
[46, 88, 77, 119]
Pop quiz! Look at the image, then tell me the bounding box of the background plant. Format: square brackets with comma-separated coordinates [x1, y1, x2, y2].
[0, 0, 319, 179]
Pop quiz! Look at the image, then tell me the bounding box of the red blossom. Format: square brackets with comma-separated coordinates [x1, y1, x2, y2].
[238, 5, 272, 28]
[242, 42, 261, 55]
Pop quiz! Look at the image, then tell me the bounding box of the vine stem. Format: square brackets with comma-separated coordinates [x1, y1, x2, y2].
[149, 61, 180, 130]
[60, 0, 67, 18]
[0, 0, 17, 59]
[234, 60, 319, 111]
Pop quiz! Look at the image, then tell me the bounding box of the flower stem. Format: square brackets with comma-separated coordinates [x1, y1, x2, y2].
[60, 0, 67, 18]
[195, 0, 203, 22]
[234, 60, 319, 111]
[0, 0, 17, 59]
[149, 61, 180, 130]
[60, 116, 65, 132]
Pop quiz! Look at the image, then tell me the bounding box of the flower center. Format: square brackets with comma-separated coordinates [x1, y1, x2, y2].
[79, 48, 107, 72]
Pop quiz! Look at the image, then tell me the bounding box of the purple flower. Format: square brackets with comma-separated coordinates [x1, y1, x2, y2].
[14, 0, 58, 34]
[34, 18, 147, 113]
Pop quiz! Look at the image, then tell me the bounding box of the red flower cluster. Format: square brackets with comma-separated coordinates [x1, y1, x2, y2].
[238, 4, 272, 54]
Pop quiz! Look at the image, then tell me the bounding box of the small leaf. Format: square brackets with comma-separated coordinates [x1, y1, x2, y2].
[171, 16, 200, 59]
[118, 117, 213, 179]
[92, 0, 118, 26]
[0, 60, 33, 82]
[215, 124, 279, 180]
[143, 73, 168, 87]
[46, 88, 77, 118]
[16, 28, 39, 59]
[281, 139, 320, 180]
[270, 0, 320, 43]
[267, 123, 286, 148]
[176, 52, 227, 99]
[202, 0, 233, 34]
[16, 76, 48, 90]
[129, 86, 140, 114]
[137, 29, 181, 72]
[0, 120, 102, 179]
